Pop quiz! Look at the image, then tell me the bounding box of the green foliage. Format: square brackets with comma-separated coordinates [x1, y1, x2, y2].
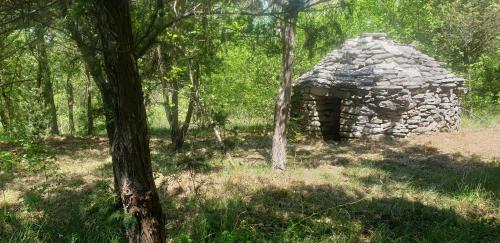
[0, 140, 57, 177]
[468, 44, 500, 112]
[340, 0, 500, 114]
[0, 151, 17, 173]
[122, 213, 139, 229]
[203, 42, 279, 121]
[1, 0, 497, 138]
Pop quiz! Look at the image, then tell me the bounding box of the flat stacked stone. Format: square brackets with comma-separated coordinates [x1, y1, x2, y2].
[292, 33, 465, 140]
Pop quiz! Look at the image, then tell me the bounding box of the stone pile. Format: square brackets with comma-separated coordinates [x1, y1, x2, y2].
[292, 33, 465, 140]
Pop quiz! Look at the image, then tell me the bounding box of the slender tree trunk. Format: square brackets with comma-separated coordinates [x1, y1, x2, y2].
[157, 46, 197, 151]
[66, 73, 75, 135]
[0, 109, 7, 133]
[0, 88, 10, 133]
[271, 12, 297, 171]
[85, 71, 94, 136]
[213, 125, 225, 149]
[174, 63, 198, 149]
[95, 1, 165, 242]
[35, 28, 59, 135]
[1, 88, 13, 123]
[79, 50, 114, 139]
[155, 46, 173, 125]
[170, 76, 180, 145]
[463, 52, 473, 117]
[157, 49, 200, 151]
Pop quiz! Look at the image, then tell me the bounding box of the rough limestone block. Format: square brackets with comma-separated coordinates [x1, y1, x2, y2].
[371, 117, 384, 124]
[378, 100, 398, 111]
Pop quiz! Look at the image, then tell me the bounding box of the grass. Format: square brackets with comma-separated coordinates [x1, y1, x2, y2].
[0, 122, 499, 242]
[461, 112, 500, 129]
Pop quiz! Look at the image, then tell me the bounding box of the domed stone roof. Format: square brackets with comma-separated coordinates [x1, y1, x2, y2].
[295, 33, 465, 90]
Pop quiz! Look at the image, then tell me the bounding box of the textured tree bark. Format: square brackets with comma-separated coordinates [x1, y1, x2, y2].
[271, 12, 297, 171]
[65, 73, 75, 135]
[95, 1, 165, 242]
[35, 28, 59, 135]
[85, 71, 94, 136]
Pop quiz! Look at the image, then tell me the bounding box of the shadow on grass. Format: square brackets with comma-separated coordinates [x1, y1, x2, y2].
[167, 183, 499, 242]
[355, 145, 500, 199]
[149, 140, 223, 177]
[0, 177, 123, 243]
[281, 138, 500, 200]
[2, 124, 498, 242]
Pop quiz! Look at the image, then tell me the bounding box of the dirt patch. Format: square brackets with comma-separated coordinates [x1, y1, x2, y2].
[408, 124, 500, 160]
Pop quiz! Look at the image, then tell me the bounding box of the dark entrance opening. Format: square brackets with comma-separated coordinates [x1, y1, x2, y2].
[316, 96, 342, 141]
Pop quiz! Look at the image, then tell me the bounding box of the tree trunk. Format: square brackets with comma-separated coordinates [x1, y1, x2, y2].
[85, 71, 94, 136]
[64, 8, 123, 209]
[157, 47, 199, 151]
[171, 63, 199, 151]
[170, 76, 181, 149]
[35, 28, 59, 135]
[81, 51, 123, 210]
[0, 88, 10, 133]
[66, 73, 75, 135]
[156, 45, 172, 124]
[213, 125, 225, 149]
[95, 1, 165, 242]
[157, 48, 191, 151]
[155, 46, 173, 126]
[69, 27, 123, 209]
[463, 51, 473, 117]
[0, 108, 8, 133]
[271, 12, 297, 171]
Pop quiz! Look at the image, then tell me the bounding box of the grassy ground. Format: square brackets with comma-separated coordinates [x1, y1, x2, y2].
[0, 123, 499, 242]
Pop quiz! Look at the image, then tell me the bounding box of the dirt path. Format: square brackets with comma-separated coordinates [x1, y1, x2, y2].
[409, 125, 500, 160]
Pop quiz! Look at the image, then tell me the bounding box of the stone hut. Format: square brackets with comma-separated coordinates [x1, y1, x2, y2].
[291, 33, 465, 140]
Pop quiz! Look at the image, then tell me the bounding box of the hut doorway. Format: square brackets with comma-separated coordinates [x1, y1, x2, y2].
[316, 96, 342, 141]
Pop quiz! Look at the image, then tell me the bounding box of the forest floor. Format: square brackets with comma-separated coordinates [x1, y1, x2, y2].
[1, 125, 499, 242]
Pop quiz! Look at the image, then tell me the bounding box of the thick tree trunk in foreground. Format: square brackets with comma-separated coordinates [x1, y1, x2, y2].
[35, 28, 59, 135]
[85, 71, 94, 136]
[271, 13, 297, 171]
[95, 1, 165, 242]
[66, 73, 75, 135]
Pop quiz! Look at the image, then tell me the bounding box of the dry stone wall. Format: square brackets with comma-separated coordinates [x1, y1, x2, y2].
[292, 33, 465, 140]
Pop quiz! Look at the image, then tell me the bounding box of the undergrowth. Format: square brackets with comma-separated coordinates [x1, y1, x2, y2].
[0, 118, 499, 242]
